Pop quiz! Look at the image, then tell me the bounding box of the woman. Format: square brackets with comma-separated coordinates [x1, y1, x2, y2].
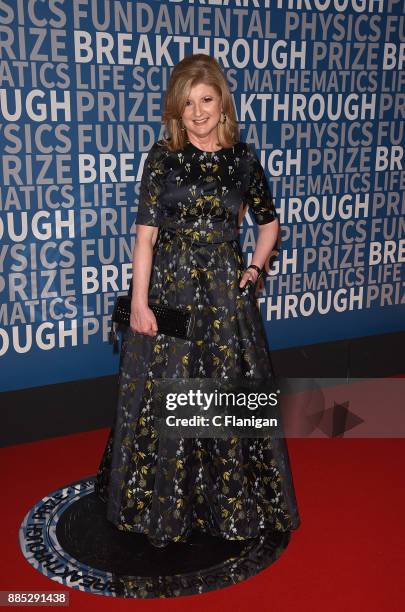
[95, 53, 301, 549]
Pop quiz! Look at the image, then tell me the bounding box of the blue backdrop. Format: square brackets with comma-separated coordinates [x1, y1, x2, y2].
[0, 0, 404, 392]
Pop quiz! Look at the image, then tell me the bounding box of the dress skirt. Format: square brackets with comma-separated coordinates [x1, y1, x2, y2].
[95, 227, 301, 548]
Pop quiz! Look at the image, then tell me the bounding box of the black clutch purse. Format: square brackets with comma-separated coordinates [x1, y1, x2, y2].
[109, 295, 193, 352]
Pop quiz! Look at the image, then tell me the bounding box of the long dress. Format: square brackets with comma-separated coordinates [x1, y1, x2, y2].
[95, 138, 301, 548]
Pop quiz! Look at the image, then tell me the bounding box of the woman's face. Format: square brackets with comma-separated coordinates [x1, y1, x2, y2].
[181, 82, 222, 143]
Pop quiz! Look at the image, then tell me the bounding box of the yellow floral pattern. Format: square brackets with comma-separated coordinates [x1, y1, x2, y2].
[95, 139, 300, 548]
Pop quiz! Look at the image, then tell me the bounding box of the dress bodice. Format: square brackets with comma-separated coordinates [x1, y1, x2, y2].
[136, 139, 278, 244]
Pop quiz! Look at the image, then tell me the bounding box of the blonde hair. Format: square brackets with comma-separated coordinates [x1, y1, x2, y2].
[161, 54, 240, 151]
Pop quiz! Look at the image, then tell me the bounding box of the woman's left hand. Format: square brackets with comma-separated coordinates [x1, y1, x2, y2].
[239, 267, 262, 293]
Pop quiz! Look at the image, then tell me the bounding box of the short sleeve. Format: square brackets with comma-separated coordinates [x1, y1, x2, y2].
[136, 142, 166, 227]
[244, 144, 278, 225]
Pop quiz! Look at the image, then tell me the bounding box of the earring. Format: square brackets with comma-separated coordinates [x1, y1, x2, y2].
[219, 111, 227, 125]
[179, 118, 186, 131]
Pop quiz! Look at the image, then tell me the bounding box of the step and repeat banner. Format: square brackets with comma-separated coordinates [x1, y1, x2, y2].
[0, 0, 404, 392]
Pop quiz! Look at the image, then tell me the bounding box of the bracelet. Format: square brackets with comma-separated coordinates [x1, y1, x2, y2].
[247, 264, 263, 278]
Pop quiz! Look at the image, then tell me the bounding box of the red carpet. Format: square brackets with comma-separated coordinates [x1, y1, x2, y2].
[1, 430, 404, 611]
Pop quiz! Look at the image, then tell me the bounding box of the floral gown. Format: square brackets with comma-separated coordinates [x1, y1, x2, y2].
[95, 138, 301, 548]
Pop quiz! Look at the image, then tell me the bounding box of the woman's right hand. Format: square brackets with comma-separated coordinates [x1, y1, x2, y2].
[130, 302, 158, 336]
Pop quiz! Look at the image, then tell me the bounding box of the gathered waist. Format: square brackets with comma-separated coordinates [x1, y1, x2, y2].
[159, 220, 239, 244]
